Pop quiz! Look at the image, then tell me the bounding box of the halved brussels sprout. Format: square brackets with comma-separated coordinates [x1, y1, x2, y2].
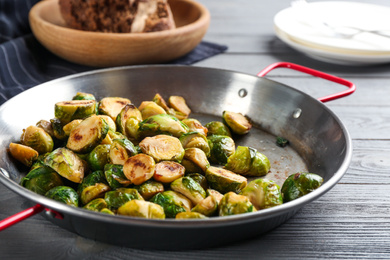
[139, 135, 184, 163]
[109, 138, 137, 165]
[181, 118, 208, 136]
[139, 101, 167, 120]
[167, 108, 188, 120]
[100, 208, 115, 215]
[9, 143, 39, 167]
[137, 114, 189, 139]
[104, 164, 131, 189]
[21, 126, 54, 154]
[222, 111, 252, 135]
[104, 188, 144, 209]
[186, 173, 208, 190]
[87, 144, 110, 171]
[116, 104, 142, 134]
[72, 92, 96, 101]
[176, 212, 207, 219]
[55, 100, 97, 124]
[134, 180, 164, 200]
[153, 161, 185, 183]
[98, 97, 131, 121]
[219, 192, 256, 216]
[170, 176, 206, 205]
[150, 190, 192, 218]
[45, 186, 79, 207]
[191, 195, 218, 217]
[152, 93, 170, 111]
[36, 120, 54, 137]
[83, 198, 108, 212]
[50, 118, 67, 140]
[205, 121, 231, 137]
[124, 117, 140, 141]
[44, 147, 86, 183]
[225, 146, 270, 177]
[180, 132, 210, 156]
[181, 148, 210, 174]
[20, 166, 63, 195]
[63, 119, 82, 136]
[117, 200, 165, 219]
[66, 115, 109, 154]
[168, 96, 191, 117]
[98, 115, 116, 132]
[240, 178, 283, 210]
[206, 189, 224, 204]
[123, 154, 155, 185]
[207, 135, 235, 165]
[205, 166, 247, 194]
[281, 172, 324, 202]
[77, 170, 111, 205]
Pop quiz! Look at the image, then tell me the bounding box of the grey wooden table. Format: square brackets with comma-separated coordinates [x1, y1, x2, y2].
[1, 0, 390, 259]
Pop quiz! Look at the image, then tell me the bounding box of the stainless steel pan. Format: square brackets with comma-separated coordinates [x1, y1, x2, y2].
[0, 62, 355, 249]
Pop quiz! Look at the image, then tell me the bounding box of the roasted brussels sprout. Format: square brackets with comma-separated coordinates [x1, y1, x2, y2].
[181, 118, 208, 136]
[152, 93, 170, 111]
[150, 190, 192, 218]
[98, 97, 131, 121]
[276, 136, 289, 147]
[20, 166, 63, 195]
[98, 115, 117, 132]
[191, 195, 218, 217]
[123, 154, 156, 185]
[222, 111, 252, 135]
[181, 148, 210, 174]
[281, 172, 324, 202]
[87, 144, 110, 171]
[139, 134, 184, 163]
[109, 138, 137, 165]
[77, 170, 111, 205]
[225, 146, 270, 177]
[104, 164, 131, 189]
[186, 173, 208, 190]
[153, 161, 185, 183]
[83, 198, 108, 212]
[100, 208, 115, 215]
[219, 192, 256, 216]
[180, 132, 210, 156]
[104, 188, 144, 209]
[45, 186, 79, 207]
[240, 178, 282, 210]
[137, 114, 189, 139]
[9, 143, 39, 167]
[124, 117, 140, 141]
[139, 101, 167, 119]
[205, 166, 247, 194]
[205, 121, 231, 137]
[62, 119, 82, 136]
[171, 176, 206, 205]
[20, 126, 54, 154]
[206, 189, 224, 204]
[50, 118, 67, 140]
[55, 100, 97, 124]
[134, 180, 164, 200]
[36, 119, 54, 137]
[116, 104, 142, 135]
[118, 200, 165, 219]
[44, 147, 86, 183]
[176, 212, 207, 219]
[168, 96, 191, 118]
[72, 92, 96, 101]
[207, 135, 235, 165]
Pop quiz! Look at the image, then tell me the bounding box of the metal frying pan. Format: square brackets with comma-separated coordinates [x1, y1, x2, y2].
[0, 62, 355, 249]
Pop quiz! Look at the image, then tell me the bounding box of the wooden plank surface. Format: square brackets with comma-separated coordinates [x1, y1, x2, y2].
[1, 0, 390, 259]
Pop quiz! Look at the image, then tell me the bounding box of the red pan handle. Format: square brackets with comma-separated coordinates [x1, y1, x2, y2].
[257, 62, 356, 103]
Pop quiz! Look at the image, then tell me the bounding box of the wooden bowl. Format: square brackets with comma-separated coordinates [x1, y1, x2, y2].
[29, 0, 210, 67]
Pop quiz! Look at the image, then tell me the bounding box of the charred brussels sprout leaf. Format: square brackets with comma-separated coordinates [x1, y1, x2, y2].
[150, 190, 192, 218]
[9, 143, 39, 167]
[134, 180, 164, 200]
[20, 166, 63, 195]
[118, 200, 165, 219]
[171, 176, 206, 205]
[207, 135, 235, 165]
[225, 146, 270, 177]
[281, 172, 324, 202]
[55, 100, 97, 124]
[139, 135, 184, 163]
[137, 114, 188, 139]
[21, 126, 54, 154]
[104, 188, 144, 209]
[87, 144, 110, 171]
[205, 166, 247, 194]
[83, 198, 108, 212]
[205, 121, 231, 137]
[222, 111, 252, 135]
[219, 192, 256, 216]
[240, 178, 282, 210]
[45, 186, 79, 207]
[176, 212, 208, 219]
[104, 164, 131, 189]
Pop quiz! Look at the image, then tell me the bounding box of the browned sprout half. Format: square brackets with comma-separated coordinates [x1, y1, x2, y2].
[181, 118, 208, 136]
[139, 101, 167, 120]
[181, 148, 210, 174]
[63, 119, 82, 136]
[118, 200, 165, 219]
[21, 125, 54, 154]
[134, 180, 165, 200]
[205, 166, 247, 194]
[98, 97, 131, 121]
[152, 93, 170, 111]
[153, 161, 185, 183]
[36, 120, 54, 137]
[168, 96, 191, 118]
[222, 111, 252, 135]
[139, 135, 184, 163]
[191, 195, 218, 217]
[55, 100, 97, 124]
[219, 192, 256, 216]
[170, 176, 206, 205]
[9, 143, 39, 167]
[116, 104, 142, 135]
[176, 212, 208, 219]
[123, 154, 156, 185]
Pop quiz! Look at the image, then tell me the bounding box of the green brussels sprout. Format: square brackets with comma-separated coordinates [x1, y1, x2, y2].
[205, 121, 231, 137]
[207, 135, 235, 165]
[72, 92, 96, 101]
[66, 115, 109, 154]
[240, 178, 282, 210]
[87, 144, 110, 171]
[152, 93, 170, 111]
[55, 100, 97, 124]
[191, 195, 218, 217]
[20, 166, 63, 195]
[139, 101, 167, 120]
[20, 126, 54, 154]
[176, 212, 208, 219]
[134, 180, 164, 200]
[281, 172, 324, 202]
[181, 148, 210, 174]
[83, 198, 108, 212]
[77, 170, 110, 205]
[50, 118, 67, 140]
[100, 208, 115, 215]
[36, 119, 54, 137]
[225, 146, 270, 177]
[104, 188, 144, 209]
[104, 164, 131, 189]
[139, 134, 184, 163]
[9, 143, 39, 167]
[179, 132, 210, 156]
[118, 200, 165, 219]
[181, 118, 208, 136]
[109, 138, 137, 165]
[45, 186, 79, 207]
[97, 115, 116, 132]
[276, 136, 289, 147]
[168, 96, 191, 118]
[98, 97, 131, 122]
[153, 161, 185, 183]
[150, 190, 192, 218]
[205, 166, 247, 194]
[186, 173, 208, 190]
[222, 111, 252, 135]
[171, 176, 206, 205]
[116, 103, 142, 135]
[219, 192, 256, 216]
[123, 154, 156, 185]
[44, 147, 86, 183]
[124, 117, 141, 141]
[137, 114, 189, 139]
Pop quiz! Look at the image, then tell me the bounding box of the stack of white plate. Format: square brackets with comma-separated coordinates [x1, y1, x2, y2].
[274, 1, 390, 65]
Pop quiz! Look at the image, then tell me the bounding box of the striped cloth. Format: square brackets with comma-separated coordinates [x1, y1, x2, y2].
[0, 0, 227, 105]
